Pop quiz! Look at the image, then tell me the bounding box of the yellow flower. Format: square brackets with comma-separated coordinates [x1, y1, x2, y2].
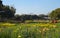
[43, 28, 46, 31]
[42, 27, 49, 31]
[46, 28, 49, 31]
[39, 30, 41, 33]
[18, 35, 21, 38]
[33, 25, 36, 27]
[53, 25, 56, 28]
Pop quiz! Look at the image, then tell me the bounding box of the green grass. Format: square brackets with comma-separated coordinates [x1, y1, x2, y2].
[0, 23, 60, 38]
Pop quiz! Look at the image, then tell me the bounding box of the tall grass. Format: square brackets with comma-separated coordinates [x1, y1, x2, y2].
[0, 23, 60, 38]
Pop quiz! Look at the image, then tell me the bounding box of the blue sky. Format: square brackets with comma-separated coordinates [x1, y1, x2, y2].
[2, 0, 60, 15]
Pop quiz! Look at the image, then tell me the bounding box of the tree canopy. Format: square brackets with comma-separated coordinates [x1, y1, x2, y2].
[0, 4, 16, 19]
[49, 8, 60, 19]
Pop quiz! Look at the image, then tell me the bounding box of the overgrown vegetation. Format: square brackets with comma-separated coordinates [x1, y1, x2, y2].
[0, 22, 60, 38]
[0, 0, 60, 38]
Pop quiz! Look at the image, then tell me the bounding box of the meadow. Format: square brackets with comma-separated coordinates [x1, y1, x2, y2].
[0, 22, 60, 38]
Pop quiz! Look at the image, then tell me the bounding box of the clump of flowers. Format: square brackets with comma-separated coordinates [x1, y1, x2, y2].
[42, 27, 50, 32]
[2, 23, 15, 27]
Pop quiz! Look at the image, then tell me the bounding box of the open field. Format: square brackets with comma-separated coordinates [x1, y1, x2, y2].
[0, 22, 60, 38]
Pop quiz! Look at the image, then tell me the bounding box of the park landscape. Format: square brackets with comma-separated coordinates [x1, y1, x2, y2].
[0, 0, 60, 38]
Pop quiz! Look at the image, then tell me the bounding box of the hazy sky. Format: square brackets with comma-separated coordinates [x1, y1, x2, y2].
[2, 0, 60, 15]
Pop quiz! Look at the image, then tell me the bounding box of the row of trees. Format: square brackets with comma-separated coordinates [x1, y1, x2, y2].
[14, 14, 48, 22]
[14, 8, 60, 23]
[0, 0, 60, 22]
[0, 7, 60, 22]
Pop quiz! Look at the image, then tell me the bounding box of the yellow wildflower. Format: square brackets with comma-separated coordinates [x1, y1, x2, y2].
[53, 25, 56, 28]
[18, 35, 21, 38]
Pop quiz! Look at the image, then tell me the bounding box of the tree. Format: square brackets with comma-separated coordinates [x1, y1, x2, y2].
[49, 8, 60, 20]
[14, 14, 21, 21]
[0, 0, 16, 20]
[0, 5, 16, 19]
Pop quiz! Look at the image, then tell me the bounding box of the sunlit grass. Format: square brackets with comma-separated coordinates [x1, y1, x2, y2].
[0, 22, 60, 38]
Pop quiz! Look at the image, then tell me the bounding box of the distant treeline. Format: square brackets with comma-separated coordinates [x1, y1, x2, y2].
[13, 14, 49, 22]
[0, 0, 49, 22]
[0, 0, 60, 23]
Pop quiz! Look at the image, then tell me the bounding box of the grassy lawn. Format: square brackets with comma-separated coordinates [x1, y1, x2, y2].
[0, 22, 60, 38]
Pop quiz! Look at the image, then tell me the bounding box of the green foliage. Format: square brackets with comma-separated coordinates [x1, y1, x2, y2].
[49, 8, 60, 19]
[0, 23, 60, 38]
[0, 0, 16, 19]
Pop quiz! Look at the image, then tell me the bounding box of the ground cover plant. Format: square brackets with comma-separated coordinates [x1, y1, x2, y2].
[0, 22, 60, 38]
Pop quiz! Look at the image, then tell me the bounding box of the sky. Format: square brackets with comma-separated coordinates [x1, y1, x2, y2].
[2, 0, 60, 15]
